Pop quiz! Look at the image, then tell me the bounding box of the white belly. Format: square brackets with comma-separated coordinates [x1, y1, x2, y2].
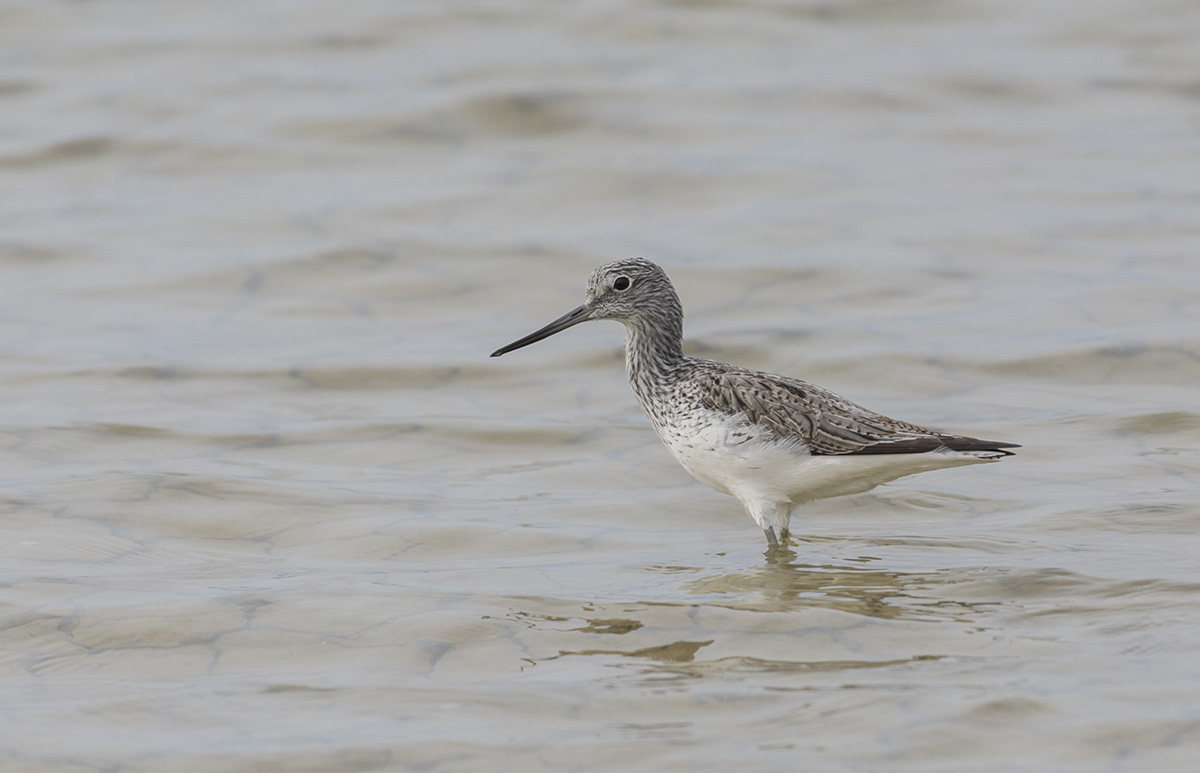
[655, 411, 994, 508]
[658, 413, 804, 498]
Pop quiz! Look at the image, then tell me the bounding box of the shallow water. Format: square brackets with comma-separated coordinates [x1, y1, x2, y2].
[2, 0, 1200, 770]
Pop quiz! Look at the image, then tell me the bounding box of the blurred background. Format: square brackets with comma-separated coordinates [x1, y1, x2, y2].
[2, 1, 1199, 770]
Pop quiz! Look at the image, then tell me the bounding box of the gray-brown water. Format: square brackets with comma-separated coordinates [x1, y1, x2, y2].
[3, 1, 1199, 770]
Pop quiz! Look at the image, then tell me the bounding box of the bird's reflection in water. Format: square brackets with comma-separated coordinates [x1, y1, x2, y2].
[510, 544, 1006, 676]
[672, 543, 994, 622]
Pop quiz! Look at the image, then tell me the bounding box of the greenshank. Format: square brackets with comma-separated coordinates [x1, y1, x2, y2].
[491, 258, 1018, 547]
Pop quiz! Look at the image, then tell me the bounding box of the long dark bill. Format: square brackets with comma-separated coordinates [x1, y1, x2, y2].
[490, 304, 592, 357]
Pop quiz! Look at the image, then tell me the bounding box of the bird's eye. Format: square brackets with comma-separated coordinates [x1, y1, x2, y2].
[613, 276, 631, 291]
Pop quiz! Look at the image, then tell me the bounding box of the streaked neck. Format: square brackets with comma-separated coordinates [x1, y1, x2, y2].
[623, 308, 684, 407]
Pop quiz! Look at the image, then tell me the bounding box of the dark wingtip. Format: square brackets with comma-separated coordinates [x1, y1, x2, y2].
[947, 437, 1021, 455]
[490, 350, 504, 357]
[842, 435, 1021, 457]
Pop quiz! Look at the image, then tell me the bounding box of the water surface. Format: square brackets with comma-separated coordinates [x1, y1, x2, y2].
[2, 1, 1199, 770]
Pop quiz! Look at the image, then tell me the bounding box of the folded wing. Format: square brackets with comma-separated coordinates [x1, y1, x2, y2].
[695, 369, 1019, 457]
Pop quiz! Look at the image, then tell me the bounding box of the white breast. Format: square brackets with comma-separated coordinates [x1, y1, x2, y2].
[653, 410, 809, 498]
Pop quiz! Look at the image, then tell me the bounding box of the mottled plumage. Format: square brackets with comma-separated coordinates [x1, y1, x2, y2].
[492, 258, 1018, 547]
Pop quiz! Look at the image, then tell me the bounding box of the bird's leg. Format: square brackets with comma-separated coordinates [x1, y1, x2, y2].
[740, 497, 787, 548]
[774, 504, 793, 546]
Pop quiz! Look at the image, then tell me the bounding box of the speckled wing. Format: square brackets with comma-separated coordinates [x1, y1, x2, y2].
[694, 368, 1018, 456]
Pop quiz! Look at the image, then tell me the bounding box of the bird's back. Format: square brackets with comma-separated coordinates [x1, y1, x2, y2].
[676, 357, 1016, 457]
